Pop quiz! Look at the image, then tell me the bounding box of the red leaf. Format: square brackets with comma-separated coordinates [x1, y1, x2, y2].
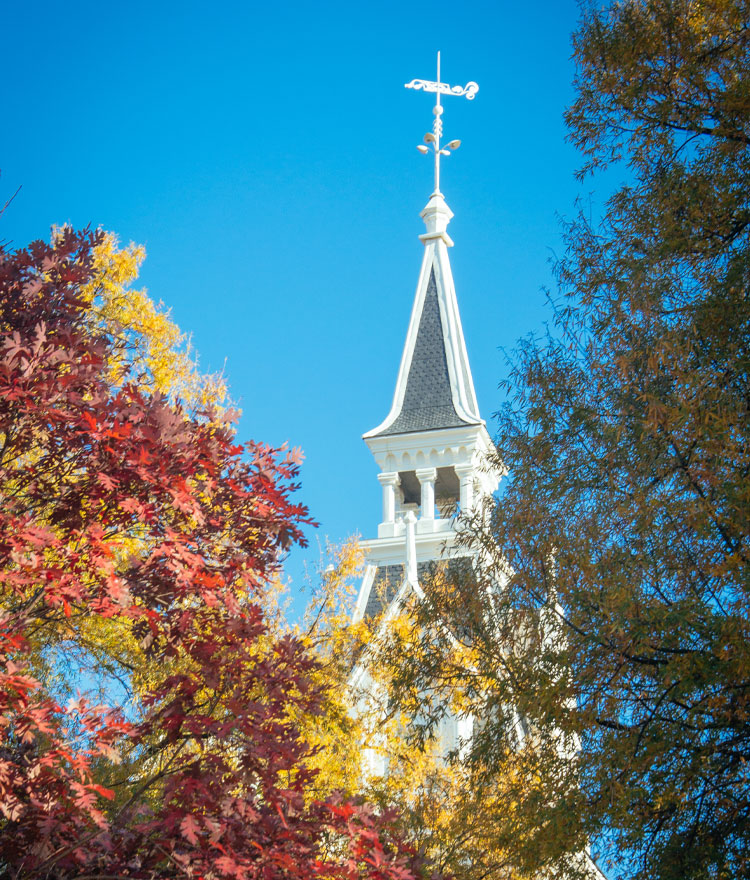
[180, 813, 201, 845]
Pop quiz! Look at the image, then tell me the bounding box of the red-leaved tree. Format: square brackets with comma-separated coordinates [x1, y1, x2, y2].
[0, 228, 421, 880]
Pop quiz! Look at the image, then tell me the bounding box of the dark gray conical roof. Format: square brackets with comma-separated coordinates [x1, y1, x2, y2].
[377, 269, 469, 435]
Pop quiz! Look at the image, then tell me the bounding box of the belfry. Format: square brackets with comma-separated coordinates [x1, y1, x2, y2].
[352, 55, 501, 638]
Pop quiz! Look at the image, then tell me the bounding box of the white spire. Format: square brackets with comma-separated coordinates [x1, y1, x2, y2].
[362, 54, 482, 438]
[363, 188, 482, 439]
[420, 191, 454, 246]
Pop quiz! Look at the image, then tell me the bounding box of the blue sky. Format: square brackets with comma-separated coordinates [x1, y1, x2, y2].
[3, 0, 586, 608]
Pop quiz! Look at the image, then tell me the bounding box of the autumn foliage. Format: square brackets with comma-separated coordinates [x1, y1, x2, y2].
[0, 228, 419, 880]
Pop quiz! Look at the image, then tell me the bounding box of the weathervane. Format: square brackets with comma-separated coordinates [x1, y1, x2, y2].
[405, 52, 479, 195]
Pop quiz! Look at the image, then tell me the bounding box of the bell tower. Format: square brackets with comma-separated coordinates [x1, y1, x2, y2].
[352, 56, 502, 626]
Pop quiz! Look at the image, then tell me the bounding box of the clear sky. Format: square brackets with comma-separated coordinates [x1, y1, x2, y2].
[3, 0, 586, 609]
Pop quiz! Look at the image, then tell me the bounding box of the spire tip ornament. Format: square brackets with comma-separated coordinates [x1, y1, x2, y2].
[405, 51, 478, 195]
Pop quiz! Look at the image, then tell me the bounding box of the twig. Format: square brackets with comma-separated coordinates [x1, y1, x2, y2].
[0, 185, 22, 217]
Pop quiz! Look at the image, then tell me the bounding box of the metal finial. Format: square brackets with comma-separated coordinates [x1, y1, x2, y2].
[405, 51, 479, 195]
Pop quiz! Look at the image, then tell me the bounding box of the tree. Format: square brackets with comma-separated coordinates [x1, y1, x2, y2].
[377, 2, 750, 879]
[0, 228, 421, 880]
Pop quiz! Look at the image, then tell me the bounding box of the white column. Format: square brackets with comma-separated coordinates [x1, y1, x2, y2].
[455, 464, 475, 515]
[415, 467, 437, 520]
[457, 713, 473, 761]
[377, 472, 399, 524]
[405, 510, 418, 586]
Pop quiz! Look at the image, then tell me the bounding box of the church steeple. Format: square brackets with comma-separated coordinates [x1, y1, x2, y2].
[351, 56, 501, 628]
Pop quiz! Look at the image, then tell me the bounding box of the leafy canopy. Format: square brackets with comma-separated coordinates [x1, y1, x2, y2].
[380, 2, 750, 879]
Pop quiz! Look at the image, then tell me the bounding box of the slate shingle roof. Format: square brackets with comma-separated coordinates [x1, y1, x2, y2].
[363, 557, 475, 621]
[364, 562, 432, 620]
[376, 269, 475, 436]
